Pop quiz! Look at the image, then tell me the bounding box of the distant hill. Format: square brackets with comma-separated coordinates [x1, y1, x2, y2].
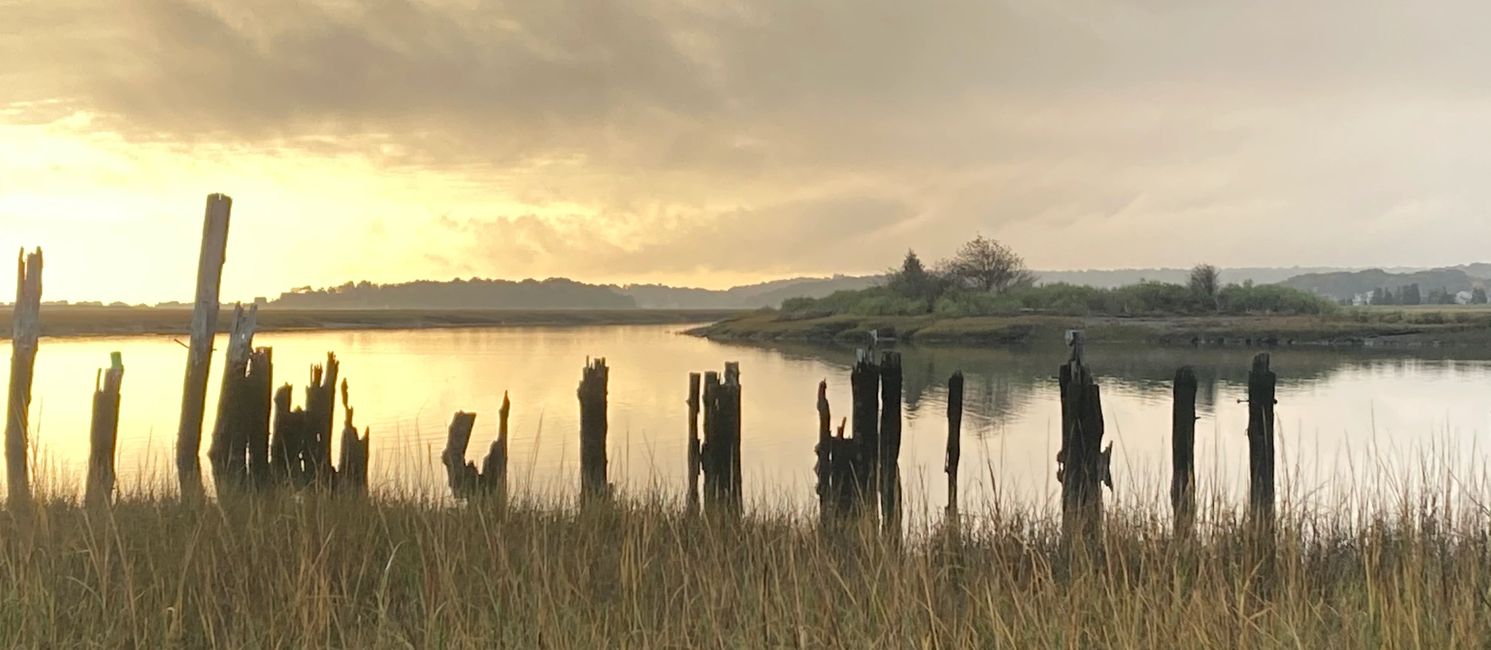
[620, 275, 881, 309]
[1035, 267, 1351, 288]
[1279, 268, 1487, 301]
[273, 278, 638, 310]
[270, 275, 884, 310]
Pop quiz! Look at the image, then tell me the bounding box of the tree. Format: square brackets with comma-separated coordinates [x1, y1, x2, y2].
[944, 236, 1036, 293]
[1401, 283, 1421, 306]
[1188, 264, 1221, 309]
[1473, 288, 1488, 304]
[1371, 287, 1393, 305]
[888, 250, 935, 299]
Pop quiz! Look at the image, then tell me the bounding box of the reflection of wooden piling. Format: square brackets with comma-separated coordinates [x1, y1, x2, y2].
[442, 412, 480, 499]
[6, 248, 42, 506]
[945, 371, 964, 517]
[177, 194, 231, 500]
[479, 392, 510, 504]
[1171, 367, 1198, 538]
[208, 304, 257, 493]
[337, 380, 370, 496]
[578, 358, 610, 501]
[687, 374, 702, 514]
[1247, 354, 1277, 529]
[85, 353, 125, 506]
[878, 352, 904, 533]
[1058, 334, 1111, 544]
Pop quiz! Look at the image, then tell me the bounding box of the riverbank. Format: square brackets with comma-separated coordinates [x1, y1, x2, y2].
[0, 307, 744, 340]
[0, 491, 1483, 647]
[688, 309, 1491, 347]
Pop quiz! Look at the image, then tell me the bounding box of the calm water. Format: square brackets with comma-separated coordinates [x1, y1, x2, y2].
[7, 324, 1491, 514]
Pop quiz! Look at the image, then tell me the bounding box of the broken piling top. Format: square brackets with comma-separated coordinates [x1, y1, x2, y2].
[444, 412, 479, 460]
[13, 248, 42, 345]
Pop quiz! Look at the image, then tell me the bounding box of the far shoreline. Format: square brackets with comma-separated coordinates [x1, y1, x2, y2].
[0, 306, 747, 341]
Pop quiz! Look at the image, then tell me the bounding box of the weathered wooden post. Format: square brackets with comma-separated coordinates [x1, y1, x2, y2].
[336, 380, 370, 496]
[245, 348, 274, 488]
[177, 193, 231, 500]
[815, 380, 832, 522]
[687, 373, 702, 514]
[442, 412, 479, 499]
[6, 249, 41, 507]
[578, 358, 609, 501]
[208, 304, 256, 492]
[945, 371, 964, 517]
[304, 353, 340, 486]
[1057, 331, 1112, 545]
[879, 352, 904, 534]
[1171, 367, 1198, 538]
[479, 392, 510, 504]
[85, 352, 124, 506]
[722, 362, 743, 511]
[699, 364, 743, 514]
[1247, 353, 1277, 529]
[270, 385, 312, 485]
[850, 350, 881, 511]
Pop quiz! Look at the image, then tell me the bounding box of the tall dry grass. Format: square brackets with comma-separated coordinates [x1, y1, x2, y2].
[0, 474, 1487, 649]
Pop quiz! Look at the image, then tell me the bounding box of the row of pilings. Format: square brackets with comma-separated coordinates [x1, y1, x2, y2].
[3, 193, 1284, 538]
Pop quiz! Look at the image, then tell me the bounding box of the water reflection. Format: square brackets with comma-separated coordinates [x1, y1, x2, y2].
[4, 326, 1489, 517]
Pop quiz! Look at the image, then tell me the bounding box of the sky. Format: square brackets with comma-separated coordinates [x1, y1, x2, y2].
[3, 0, 1491, 304]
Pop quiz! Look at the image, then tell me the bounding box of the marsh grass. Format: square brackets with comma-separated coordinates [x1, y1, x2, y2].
[0, 463, 1488, 650]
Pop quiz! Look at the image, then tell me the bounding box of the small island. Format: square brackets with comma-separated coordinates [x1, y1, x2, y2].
[691, 237, 1491, 348]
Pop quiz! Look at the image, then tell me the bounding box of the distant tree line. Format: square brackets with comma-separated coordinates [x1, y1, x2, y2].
[782, 238, 1337, 318]
[273, 278, 638, 310]
[1368, 283, 1485, 306]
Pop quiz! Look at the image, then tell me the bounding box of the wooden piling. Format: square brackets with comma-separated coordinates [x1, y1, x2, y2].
[304, 353, 340, 486]
[479, 392, 510, 503]
[6, 248, 42, 507]
[1058, 333, 1111, 544]
[850, 350, 881, 510]
[815, 380, 832, 521]
[879, 352, 904, 533]
[208, 304, 257, 492]
[176, 193, 231, 500]
[722, 363, 743, 511]
[442, 412, 480, 499]
[946, 371, 965, 517]
[1247, 353, 1277, 529]
[1171, 367, 1198, 538]
[270, 385, 312, 485]
[700, 364, 743, 514]
[687, 373, 702, 514]
[245, 348, 274, 488]
[578, 358, 610, 500]
[336, 380, 370, 496]
[85, 353, 124, 506]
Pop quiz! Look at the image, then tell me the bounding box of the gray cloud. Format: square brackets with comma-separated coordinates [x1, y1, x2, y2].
[6, 0, 1491, 277]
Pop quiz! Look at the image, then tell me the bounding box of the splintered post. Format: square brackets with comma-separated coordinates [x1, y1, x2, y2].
[6, 248, 42, 506]
[176, 194, 231, 500]
[85, 352, 124, 506]
[578, 358, 610, 500]
[1247, 354, 1278, 529]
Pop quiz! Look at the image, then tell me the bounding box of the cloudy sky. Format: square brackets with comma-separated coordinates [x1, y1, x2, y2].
[2, 0, 1489, 303]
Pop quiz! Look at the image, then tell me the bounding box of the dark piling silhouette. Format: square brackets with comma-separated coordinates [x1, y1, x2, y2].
[85, 353, 124, 506]
[1171, 367, 1198, 538]
[579, 358, 610, 501]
